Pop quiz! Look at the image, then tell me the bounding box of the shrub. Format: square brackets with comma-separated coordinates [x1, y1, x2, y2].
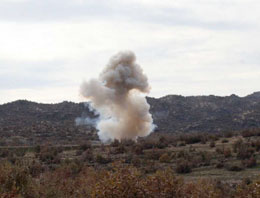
[175, 160, 192, 174]
[208, 134, 220, 141]
[120, 139, 135, 147]
[159, 153, 171, 163]
[235, 180, 260, 197]
[142, 160, 158, 174]
[28, 161, 44, 177]
[177, 150, 190, 159]
[180, 133, 202, 145]
[3, 159, 260, 197]
[223, 148, 232, 158]
[92, 166, 142, 198]
[182, 180, 223, 198]
[131, 157, 141, 167]
[14, 149, 26, 157]
[242, 129, 260, 137]
[237, 146, 255, 160]
[251, 140, 260, 151]
[144, 149, 164, 161]
[0, 149, 10, 158]
[95, 154, 111, 164]
[76, 149, 83, 156]
[124, 154, 133, 164]
[113, 144, 126, 154]
[216, 147, 223, 154]
[242, 157, 257, 168]
[201, 138, 207, 144]
[142, 169, 184, 197]
[140, 140, 155, 150]
[233, 138, 243, 153]
[242, 177, 252, 185]
[92, 167, 185, 198]
[199, 151, 212, 166]
[66, 161, 83, 175]
[80, 142, 92, 151]
[224, 131, 234, 138]
[188, 145, 196, 152]
[34, 145, 41, 153]
[156, 141, 168, 149]
[37, 147, 61, 164]
[81, 149, 94, 162]
[0, 162, 32, 196]
[226, 164, 244, 172]
[7, 156, 17, 164]
[216, 161, 224, 169]
[110, 139, 120, 147]
[222, 139, 229, 143]
[178, 142, 186, 147]
[210, 141, 215, 148]
[132, 144, 143, 155]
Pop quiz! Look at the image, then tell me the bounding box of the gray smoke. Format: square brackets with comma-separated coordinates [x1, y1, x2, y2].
[80, 51, 155, 142]
[75, 102, 99, 127]
[75, 117, 98, 127]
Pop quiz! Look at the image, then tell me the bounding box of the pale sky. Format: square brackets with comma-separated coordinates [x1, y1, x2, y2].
[0, 0, 260, 104]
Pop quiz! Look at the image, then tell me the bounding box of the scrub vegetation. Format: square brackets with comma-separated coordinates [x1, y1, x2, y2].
[1, 129, 260, 197]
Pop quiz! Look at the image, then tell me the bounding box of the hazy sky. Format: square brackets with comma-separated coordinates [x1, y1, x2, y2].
[0, 0, 260, 104]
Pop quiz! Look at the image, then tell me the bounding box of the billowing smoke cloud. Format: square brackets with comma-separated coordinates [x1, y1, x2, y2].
[80, 51, 155, 142]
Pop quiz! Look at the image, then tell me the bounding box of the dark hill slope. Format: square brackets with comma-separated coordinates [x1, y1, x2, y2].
[0, 92, 260, 135]
[148, 92, 260, 132]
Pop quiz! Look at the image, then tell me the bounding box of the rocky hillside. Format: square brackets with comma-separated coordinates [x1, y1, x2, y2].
[0, 92, 260, 143]
[148, 92, 260, 133]
[0, 100, 96, 146]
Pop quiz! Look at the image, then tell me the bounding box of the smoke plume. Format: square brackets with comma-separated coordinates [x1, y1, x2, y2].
[80, 51, 155, 142]
[75, 117, 98, 127]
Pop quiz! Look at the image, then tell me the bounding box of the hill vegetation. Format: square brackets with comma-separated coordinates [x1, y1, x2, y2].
[0, 92, 260, 146]
[1, 92, 260, 197]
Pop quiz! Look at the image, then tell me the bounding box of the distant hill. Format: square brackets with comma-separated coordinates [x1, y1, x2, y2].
[0, 100, 85, 126]
[0, 100, 96, 145]
[0, 92, 260, 142]
[148, 92, 260, 133]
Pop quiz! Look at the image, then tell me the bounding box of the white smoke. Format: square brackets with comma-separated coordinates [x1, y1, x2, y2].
[75, 117, 98, 127]
[75, 102, 99, 127]
[80, 51, 155, 142]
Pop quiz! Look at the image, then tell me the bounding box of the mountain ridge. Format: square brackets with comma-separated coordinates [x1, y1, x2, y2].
[2, 91, 259, 106]
[0, 92, 260, 137]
